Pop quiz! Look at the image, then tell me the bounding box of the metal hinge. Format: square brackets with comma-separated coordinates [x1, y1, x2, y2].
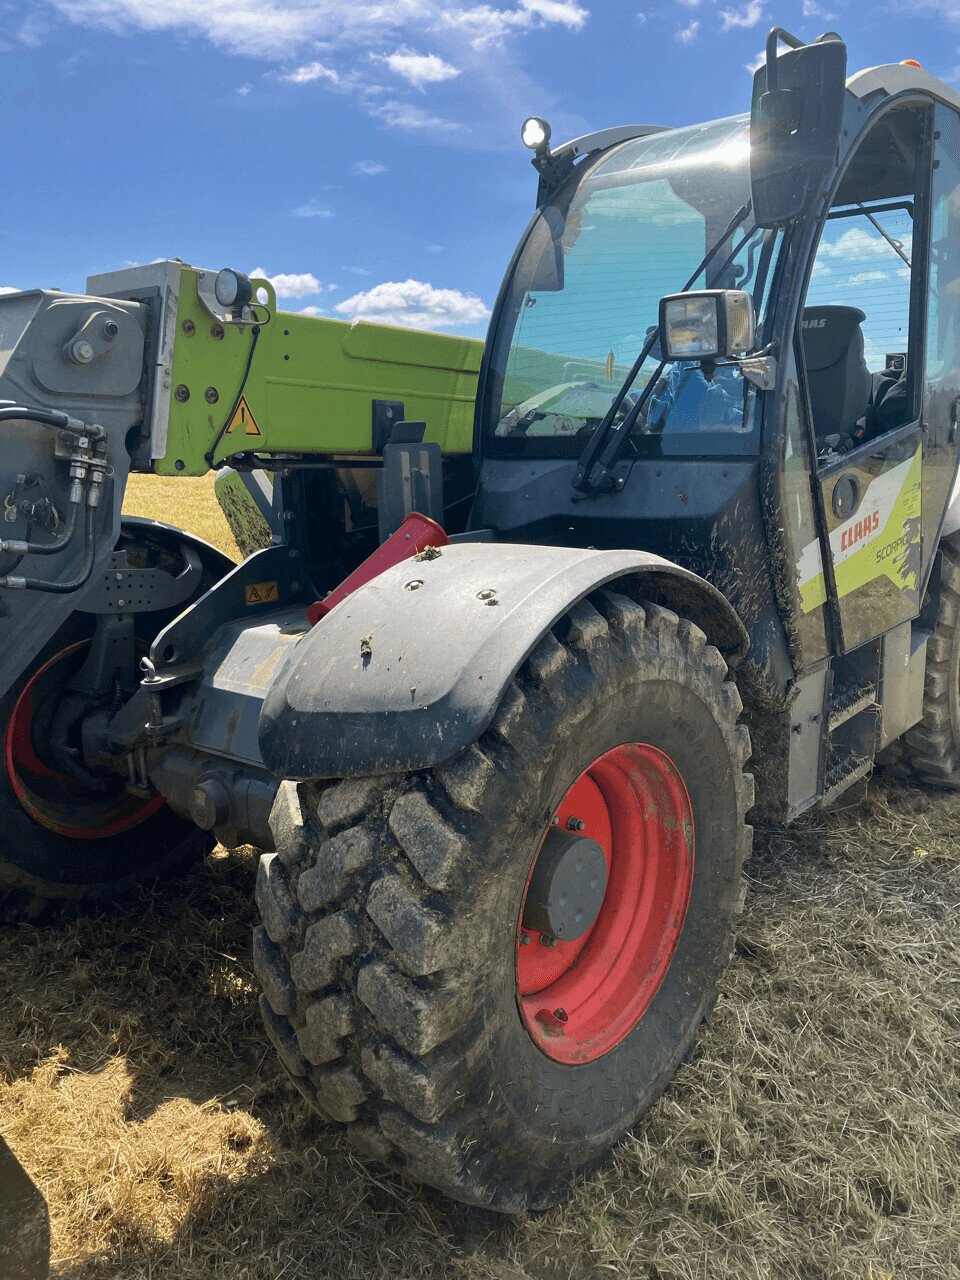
[740, 355, 777, 392]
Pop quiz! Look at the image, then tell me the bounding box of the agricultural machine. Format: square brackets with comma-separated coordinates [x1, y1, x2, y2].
[3, 27, 960, 1211]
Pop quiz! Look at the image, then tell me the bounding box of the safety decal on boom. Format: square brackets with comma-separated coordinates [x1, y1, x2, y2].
[224, 396, 262, 438]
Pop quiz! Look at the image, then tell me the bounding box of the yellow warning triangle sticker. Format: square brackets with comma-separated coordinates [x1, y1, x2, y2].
[224, 396, 262, 437]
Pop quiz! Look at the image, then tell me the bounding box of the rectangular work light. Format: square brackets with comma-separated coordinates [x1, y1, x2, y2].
[658, 289, 756, 361]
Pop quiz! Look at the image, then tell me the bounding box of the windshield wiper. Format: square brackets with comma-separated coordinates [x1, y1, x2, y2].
[572, 201, 752, 494]
[857, 202, 911, 269]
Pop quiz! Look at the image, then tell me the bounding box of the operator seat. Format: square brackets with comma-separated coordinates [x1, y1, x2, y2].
[800, 305, 873, 444]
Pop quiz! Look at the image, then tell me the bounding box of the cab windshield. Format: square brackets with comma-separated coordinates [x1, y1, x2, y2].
[484, 115, 781, 458]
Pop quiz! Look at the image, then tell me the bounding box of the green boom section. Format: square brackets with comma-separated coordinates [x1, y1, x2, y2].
[158, 268, 484, 475]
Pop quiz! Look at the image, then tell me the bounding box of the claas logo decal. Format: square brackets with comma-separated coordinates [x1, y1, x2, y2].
[839, 509, 880, 552]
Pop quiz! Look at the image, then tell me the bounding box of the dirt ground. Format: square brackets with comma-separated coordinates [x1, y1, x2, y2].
[0, 477, 958, 1279]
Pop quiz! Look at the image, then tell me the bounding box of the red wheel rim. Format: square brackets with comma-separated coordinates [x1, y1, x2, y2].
[516, 743, 694, 1065]
[4, 642, 165, 840]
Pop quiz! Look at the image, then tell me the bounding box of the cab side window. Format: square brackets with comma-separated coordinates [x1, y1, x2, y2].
[799, 105, 925, 459]
[926, 105, 960, 432]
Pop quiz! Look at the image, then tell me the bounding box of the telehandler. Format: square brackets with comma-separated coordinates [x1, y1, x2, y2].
[3, 27, 959, 1211]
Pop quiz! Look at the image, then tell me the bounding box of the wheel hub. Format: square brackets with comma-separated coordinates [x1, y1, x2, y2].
[5, 641, 164, 840]
[516, 742, 695, 1065]
[521, 828, 607, 942]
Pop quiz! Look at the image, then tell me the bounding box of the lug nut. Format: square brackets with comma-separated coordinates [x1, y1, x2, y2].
[174, 384, 190, 402]
[540, 933, 558, 947]
[519, 932, 530, 946]
[182, 319, 196, 336]
[103, 319, 120, 338]
[553, 1008, 568, 1023]
[205, 387, 219, 404]
[567, 816, 586, 832]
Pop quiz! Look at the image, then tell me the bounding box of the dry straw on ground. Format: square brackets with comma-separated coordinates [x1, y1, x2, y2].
[0, 477, 957, 1278]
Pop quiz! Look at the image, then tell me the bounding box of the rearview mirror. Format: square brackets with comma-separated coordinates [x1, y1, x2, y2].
[658, 290, 756, 362]
[750, 28, 847, 228]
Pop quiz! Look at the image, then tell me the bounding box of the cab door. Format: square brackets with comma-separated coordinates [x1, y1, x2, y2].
[817, 425, 922, 651]
[799, 103, 931, 652]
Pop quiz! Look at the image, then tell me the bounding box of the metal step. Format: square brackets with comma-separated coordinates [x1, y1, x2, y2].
[828, 681, 877, 733]
[822, 751, 873, 806]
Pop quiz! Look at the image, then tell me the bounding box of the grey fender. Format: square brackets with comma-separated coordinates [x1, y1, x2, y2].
[258, 542, 748, 781]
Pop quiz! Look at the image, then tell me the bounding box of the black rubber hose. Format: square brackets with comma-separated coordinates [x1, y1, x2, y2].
[2, 505, 97, 593]
[0, 501, 79, 557]
[204, 325, 261, 467]
[0, 406, 100, 436]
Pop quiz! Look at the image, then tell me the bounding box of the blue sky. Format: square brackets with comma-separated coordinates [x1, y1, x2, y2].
[1, 0, 957, 339]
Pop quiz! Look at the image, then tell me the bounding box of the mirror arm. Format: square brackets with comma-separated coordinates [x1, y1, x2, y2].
[765, 26, 805, 90]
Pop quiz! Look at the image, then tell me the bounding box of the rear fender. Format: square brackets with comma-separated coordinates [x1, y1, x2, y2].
[117, 515, 235, 582]
[258, 542, 747, 780]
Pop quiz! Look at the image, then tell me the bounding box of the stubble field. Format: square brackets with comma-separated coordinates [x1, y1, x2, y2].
[0, 475, 957, 1279]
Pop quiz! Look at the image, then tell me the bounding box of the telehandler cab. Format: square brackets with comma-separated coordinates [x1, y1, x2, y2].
[3, 27, 959, 1210]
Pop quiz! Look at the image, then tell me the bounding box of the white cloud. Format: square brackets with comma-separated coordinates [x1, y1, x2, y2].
[845, 270, 889, 286]
[802, 0, 837, 17]
[425, 243, 444, 253]
[281, 60, 339, 85]
[47, 0, 431, 58]
[676, 19, 699, 42]
[335, 279, 490, 329]
[0, 285, 20, 295]
[439, 0, 587, 48]
[47, 0, 588, 59]
[520, 0, 587, 23]
[352, 160, 388, 175]
[720, 0, 764, 30]
[299, 305, 326, 316]
[370, 99, 461, 130]
[379, 48, 460, 88]
[343, 265, 372, 275]
[746, 49, 765, 74]
[251, 268, 322, 299]
[292, 201, 334, 217]
[235, 82, 253, 95]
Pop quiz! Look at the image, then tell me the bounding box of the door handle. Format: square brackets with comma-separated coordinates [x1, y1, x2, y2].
[832, 472, 860, 520]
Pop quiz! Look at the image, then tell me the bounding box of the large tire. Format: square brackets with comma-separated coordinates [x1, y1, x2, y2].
[255, 590, 753, 1211]
[878, 537, 960, 788]
[0, 524, 226, 922]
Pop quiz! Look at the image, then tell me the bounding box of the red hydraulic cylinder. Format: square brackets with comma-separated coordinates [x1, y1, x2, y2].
[307, 512, 450, 626]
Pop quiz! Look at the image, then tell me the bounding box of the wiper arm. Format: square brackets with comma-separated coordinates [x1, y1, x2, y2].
[857, 202, 911, 269]
[572, 201, 752, 494]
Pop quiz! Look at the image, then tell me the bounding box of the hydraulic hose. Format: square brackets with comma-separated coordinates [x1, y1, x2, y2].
[0, 500, 79, 557]
[0, 406, 102, 437]
[0, 505, 97, 593]
[204, 324, 261, 467]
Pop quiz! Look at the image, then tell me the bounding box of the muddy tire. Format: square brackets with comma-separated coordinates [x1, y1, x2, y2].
[0, 625, 210, 922]
[878, 537, 960, 789]
[0, 523, 227, 922]
[256, 590, 753, 1211]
